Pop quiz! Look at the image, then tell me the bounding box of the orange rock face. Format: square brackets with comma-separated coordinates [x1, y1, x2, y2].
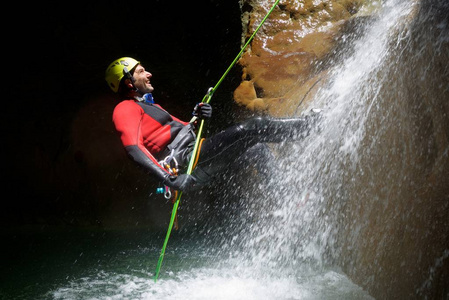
[235, 0, 365, 116]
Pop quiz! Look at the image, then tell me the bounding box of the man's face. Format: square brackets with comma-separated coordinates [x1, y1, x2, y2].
[132, 64, 154, 93]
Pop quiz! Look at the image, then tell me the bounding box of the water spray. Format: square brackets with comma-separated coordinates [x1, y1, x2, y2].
[153, 0, 282, 282]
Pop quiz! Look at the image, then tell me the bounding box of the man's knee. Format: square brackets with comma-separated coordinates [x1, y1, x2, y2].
[238, 116, 268, 134]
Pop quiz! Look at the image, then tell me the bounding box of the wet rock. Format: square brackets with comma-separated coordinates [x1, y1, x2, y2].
[235, 0, 372, 116]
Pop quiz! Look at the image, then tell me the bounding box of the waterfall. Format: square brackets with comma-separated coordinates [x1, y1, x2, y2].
[228, 0, 448, 298]
[37, 0, 447, 299]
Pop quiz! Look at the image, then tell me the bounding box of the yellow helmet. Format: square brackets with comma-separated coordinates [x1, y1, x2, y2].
[105, 57, 140, 93]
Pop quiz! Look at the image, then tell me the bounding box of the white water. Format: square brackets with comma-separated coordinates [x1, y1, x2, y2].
[234, 0, 418, 270]
[51, 261, 372, 299]
[48, 0, 425, 299]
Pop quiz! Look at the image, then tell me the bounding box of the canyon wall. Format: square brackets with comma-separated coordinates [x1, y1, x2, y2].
[235, 0, 448, 299]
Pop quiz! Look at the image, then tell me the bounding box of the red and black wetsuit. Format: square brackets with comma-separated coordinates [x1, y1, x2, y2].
[113, 99, 195, 183]
[113, 98, 319, 191]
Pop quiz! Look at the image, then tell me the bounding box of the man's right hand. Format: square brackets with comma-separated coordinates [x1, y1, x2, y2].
[164, 174, 197, 192]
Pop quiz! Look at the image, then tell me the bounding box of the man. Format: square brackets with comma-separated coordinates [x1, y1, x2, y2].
[105, 57, 319, 193]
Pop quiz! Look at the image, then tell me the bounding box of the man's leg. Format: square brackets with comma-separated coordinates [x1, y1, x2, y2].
[191, 114, 320, 185]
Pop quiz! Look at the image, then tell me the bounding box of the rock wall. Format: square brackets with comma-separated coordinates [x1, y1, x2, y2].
[235, 0, 370, 116]
[235, 0, 449, 299]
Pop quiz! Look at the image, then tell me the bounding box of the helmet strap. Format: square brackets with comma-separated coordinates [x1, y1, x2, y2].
[123, 67, 144, 96]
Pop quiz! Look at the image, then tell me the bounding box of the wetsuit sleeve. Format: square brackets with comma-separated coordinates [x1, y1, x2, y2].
[113, 101, 170, 182]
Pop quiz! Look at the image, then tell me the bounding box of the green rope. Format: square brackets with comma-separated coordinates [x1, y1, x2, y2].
[153, 0, 280, 282]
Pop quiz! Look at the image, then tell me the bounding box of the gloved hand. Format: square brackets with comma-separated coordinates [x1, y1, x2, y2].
[192, 103, 212, 119]
[164, 174, 197, 192]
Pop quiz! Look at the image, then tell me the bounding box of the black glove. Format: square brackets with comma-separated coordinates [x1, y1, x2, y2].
[192, 103, 212, 119]
[164, 174, 197, 192]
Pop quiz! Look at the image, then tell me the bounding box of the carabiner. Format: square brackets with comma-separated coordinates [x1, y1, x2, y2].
[160, 150, 179, 176]
[202, 87, 214, 104]
[164, 186, 172, 200]
[207, 87, 214, 96]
